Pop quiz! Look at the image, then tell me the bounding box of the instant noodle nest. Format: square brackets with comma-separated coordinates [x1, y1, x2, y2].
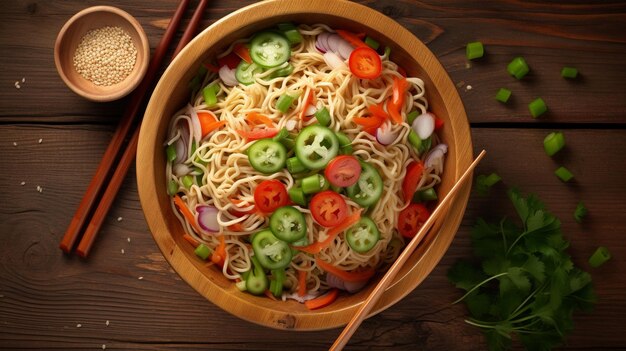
[137, 0, 472, 330]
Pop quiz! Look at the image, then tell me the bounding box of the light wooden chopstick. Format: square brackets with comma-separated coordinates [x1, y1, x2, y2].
[330, 149, 486, 351]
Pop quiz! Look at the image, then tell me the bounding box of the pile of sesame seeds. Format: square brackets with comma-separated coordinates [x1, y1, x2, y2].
[72, 26, 137, 86]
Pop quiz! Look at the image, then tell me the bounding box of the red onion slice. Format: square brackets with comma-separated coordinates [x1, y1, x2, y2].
[326, 272, 369, 293]
[219, 65, 238, 86]
[375, 121, 399, 146]
[187, 105, 202, 143]
[323, 52, 347, 70]
[173, 163, 191, 177]
[337, 40, 354, 60]
[326, 34, 342, 53]
[315, 32, 330, 53]
[412, 112, 435, 140]
[424, 143, 448, 170]
[196, 205, 219, 232]
[173, 138, 186, 164]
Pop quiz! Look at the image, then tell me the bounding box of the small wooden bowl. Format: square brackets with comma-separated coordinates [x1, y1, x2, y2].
[137, 0, 473, 331]
[54, 6, 150, 102]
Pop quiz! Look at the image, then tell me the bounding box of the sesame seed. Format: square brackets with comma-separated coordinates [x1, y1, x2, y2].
[14, 81, 21, 89]
[36, 185, 43, 193]
[105, 320, 109, 326]
[72, 26, 137, 86]
[22, 77, 25, 83]
[127, 237, 131, 243]
[13, 142, 17, 146]
[20, 181, 25, 186]
[465, 62, 471, 69]
[466, 85, 473, 90]
[121, 249, 125, 254]
[76, 323, 82, 328]
[138, 276, 144, 280]
[102, 344, 106, 350]
[117, 217, 123, 222]
[38, 138, 43, 144]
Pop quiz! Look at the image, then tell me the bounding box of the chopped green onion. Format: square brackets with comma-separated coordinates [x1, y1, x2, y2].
[507, 56, 530, 79]
[288, 186, 307, 206]
[314, 107, 331, 126]
[287, 157, 308, 174]
[182, 175, 194, 189]
[475, 173, 501, 196]
[202, 84, 218, 107]
[167, 179, 178, 196]
[364, 36, 380, 50]
[415, 188, 438, 202]
[194, 243, 212, 260]
[495, 88, 512, 103]
[408, 130, 423, 153]
[544, 131, 565, 156]
[272, 127, 289, 142]
[589, 246, 611, 268]
[555, 166, 574, 182]
[407, 110, 419, 125]
[561, 66, 578, 79]
[276, 23, 302, 45]
[335, 131, 353, 154]
[301, 174, 324, 194]
[574, 201, 588, 223]
[466, 41, 484, 60]
[383, 46, 391, 60]
[528, 98, 547, 118]
[320, 175, 330, 191]
[276, 94, 296, 113]
[269, 64, 294, 79]
[166, 144, 177, 162]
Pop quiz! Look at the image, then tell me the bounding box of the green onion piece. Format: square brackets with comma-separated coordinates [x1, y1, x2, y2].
[314, 107, 331, 127]
[543, 131, 565, 156]
[507, 56, 530, 79]
[182, 175, 194, 189]
[408, 130, 423, 152]
[288, 186, 307, 206]
[202, 84, 218, 107]
[555, 166, 574, 182]
[574, 201, 588, 223]
[166, 144, 177, 162]
[407, 110, 419, 125]
[528, 98, 548, 118]
[561, 66, 578, 79]
[466, 41, 484, 60]
[276, 94, 296, 113]
[335, 131, 353, 154]
[283, 29, 303, 45]
[302, 174, 323, 194]
[383, 46, 391, 60]
[495, 88, 512, 103]
[364, 36, 380, 50]
[320, 175, 330, 191]
[418, 188, 438, 202]
[589, 246, 611, 268]
[272, 127, 289, 142]
[475, 173, 501, 196]
[287, 157, 308, 174]
[194, 243, 212, 260]
[167, 179, 178, 196]
[270, 64, 294, 79]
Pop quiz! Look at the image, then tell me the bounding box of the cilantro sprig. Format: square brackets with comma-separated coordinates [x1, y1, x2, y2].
[448, 189, 595, 351]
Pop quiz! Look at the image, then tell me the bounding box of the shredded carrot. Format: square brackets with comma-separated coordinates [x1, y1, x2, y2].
[293, 210, 362, 254]
[316, 258, 376, 282]
[353, 116, 384, 128]
[211, 235, 226, 268]
[197, 111, 225, 138]
[304, 289, 339, 310]
[368, 103, 389, 120]
[236, 128, 279, 141]
[173, 195, 203, 234]
[264, 289, 278, 301]
[336, 30, 368, 48]
[182, 233, 200, 248]
[386, 99, 403, 125]
[228, 223, 244, 232]
[298, 87, 315, 120]
[298, 268, 308, 297]
[203, 62, 220, 73]
[233, 43, 252, 64]
[202, 120, 227, 137]
[246, 112, 274, 128]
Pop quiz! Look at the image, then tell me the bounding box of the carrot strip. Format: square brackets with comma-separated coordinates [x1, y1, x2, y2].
[298, 268, 308, 297]
[298, 87, 314, 120]
[353, 116, 384, 128]
[233, 43, 252, 64]
[293, 210, 362, 254]
[227, 223, 244, 232]
[316, 258, 376, 282]
[197, 111, 219, 137]
[236, 128, 279, 141]
[182, 233, 200, 248]
[367, 103, 389, 121]
[173, 195, 203, 234]
[211, 235, 226, 268]
[246, 112, 274, 127]
[391, 76, 409, 108]
[336, 30, 368, 48]
[304, 289, 339, 310]
[386, 99, 404, 124]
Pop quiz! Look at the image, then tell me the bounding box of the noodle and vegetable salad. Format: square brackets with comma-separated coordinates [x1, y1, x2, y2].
[164, 23, 447, 309]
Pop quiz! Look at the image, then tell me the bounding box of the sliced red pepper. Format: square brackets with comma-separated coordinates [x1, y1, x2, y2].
[434, 115, 445, 130]
[236, 128, 279, 141]
[217, 52, 241, 69]
[203, 62, 220, 73]
[304, 289, 339, 310]
[336, 29, 368, 48]
[391, 76, 409, 108]
[246, 112, 274, 128]
[402, 161, 424, 203]
[368, 103, 389, 121]
[233, 43, 252, 64]
[386, 99, 404, 124]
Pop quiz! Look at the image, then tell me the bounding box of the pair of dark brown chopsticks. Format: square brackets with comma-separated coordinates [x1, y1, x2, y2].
[59, 0, 209, 257]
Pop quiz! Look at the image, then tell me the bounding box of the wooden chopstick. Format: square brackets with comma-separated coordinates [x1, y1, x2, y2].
[75, 0, 209, 258]
[330, 149, 487, 351]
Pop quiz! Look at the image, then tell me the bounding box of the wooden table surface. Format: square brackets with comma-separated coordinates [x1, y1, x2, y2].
[1, 1, 625, 350]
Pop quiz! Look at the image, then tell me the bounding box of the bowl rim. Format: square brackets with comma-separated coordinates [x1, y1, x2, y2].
[53, 5, 150, 102]
[137, 0, 473, 330]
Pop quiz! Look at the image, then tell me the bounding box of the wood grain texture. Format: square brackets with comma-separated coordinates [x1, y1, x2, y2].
[1, 0, 625, 349]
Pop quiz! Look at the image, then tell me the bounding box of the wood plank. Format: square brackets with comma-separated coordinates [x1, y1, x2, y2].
[0, 0, 624, 123]
[0, 125, 624, 349]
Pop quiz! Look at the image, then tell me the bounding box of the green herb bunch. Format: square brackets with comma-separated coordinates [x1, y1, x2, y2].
[448, 189, 595, 350]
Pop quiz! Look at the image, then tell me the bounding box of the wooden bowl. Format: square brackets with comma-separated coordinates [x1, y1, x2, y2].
[54, 6, 150, 102]
[137, 0, 472, 330]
